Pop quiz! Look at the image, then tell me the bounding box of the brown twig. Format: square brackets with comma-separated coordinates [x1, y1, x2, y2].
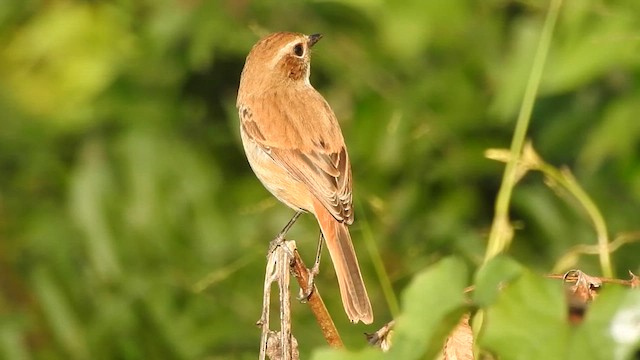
[290, 249, 344, 348]
[546, 272, 638, 287]
[461, 269, 638, 296]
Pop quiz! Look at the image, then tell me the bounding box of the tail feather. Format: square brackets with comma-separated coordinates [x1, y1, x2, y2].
[314, 201, 373, 324]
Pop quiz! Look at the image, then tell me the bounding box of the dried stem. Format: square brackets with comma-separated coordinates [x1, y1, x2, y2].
[258, 240, 299, 360]
[290, 249, 344, 348]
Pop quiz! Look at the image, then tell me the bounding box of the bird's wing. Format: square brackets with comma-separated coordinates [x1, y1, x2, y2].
[239, 96, 354, 224]
[269, 146, 353, 224]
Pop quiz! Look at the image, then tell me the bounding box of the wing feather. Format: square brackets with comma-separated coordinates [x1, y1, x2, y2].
[239, 90, 354, 224]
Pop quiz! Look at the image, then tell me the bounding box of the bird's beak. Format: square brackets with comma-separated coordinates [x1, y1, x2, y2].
[308, 33, 323, 48]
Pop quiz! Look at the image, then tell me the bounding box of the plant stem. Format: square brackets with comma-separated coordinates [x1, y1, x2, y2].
[484, 0, 563, 263]
[357, 200, 400, 317]
[539, 164, 613, 277]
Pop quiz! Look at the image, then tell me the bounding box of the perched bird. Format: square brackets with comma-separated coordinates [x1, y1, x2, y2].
[237, 32, 373, 324]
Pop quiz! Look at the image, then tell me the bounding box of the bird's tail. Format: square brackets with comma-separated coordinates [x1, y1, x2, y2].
[313, 202, 373, 324]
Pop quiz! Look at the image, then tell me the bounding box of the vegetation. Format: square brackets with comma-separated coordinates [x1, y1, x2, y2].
[1, 0, 639, 358]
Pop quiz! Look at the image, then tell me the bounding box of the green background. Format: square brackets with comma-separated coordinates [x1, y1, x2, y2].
[1, 0, 639, 358]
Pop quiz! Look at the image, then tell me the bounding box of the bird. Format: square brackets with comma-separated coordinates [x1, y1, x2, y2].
[236, 32, 373, 324]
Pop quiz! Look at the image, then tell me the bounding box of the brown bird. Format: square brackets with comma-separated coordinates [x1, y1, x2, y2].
[237, 32, 373, 324]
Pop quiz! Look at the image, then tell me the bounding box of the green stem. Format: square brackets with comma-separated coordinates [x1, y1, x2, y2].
[484, 0, 563, 263]
[357, 200, 400, 317]
[539, 164, 613, 277]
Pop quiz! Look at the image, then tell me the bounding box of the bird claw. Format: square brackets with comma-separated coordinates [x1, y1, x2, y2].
[297, 265, 319, 302]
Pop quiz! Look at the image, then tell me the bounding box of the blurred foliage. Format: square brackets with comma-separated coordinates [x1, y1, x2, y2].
[0, 0, 639, 358]
[315, 257, 640, 360]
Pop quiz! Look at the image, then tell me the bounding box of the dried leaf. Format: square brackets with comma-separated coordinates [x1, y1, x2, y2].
[628, 271, 639, 288]
[443, 314, 474, 360]
[366, 320, 395, 352]
[563, 270, 602, 324]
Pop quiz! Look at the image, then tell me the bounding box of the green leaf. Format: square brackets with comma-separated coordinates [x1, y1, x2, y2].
[569, 286, 640, 360]
[473, 255, 524, 307]
[387, 257, 469, 360]
[311, 257, 468, 360]
[311, 347, 384, 360]
[479, 271, 569, 360]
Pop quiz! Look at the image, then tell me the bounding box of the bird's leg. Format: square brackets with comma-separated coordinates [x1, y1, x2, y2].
[268, 211, 303, 254]
[298, 232, 323, 301]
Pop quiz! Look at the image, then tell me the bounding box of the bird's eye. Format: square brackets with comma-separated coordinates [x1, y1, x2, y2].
[293, 43, 304, 57]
